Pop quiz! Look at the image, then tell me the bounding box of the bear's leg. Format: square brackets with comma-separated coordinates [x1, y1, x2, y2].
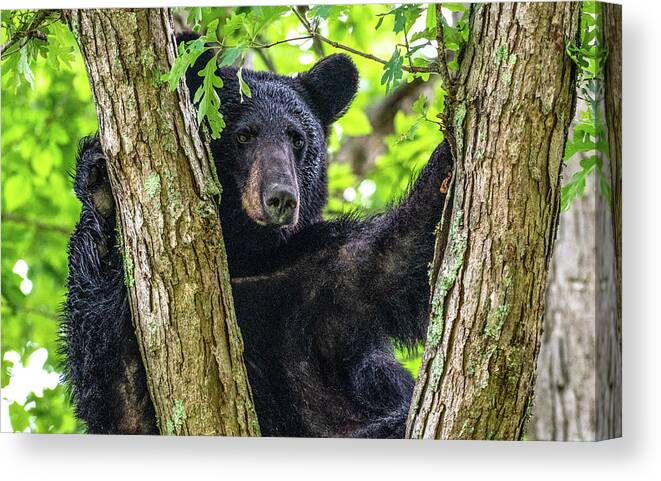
[348, 346, 414, 438]
[349, 406, 409, 439]
[61, 136, 156, 434]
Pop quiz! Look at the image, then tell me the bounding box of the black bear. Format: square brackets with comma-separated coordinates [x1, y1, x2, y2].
[61, 42, 453, 437]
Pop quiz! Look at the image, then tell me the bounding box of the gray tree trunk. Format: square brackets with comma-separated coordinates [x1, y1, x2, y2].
[66, 8, 260, 436]
[529, 145, 597, 441]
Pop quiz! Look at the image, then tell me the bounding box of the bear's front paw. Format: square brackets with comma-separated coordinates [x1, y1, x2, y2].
[74, 136, 115, 219]
[429, 140, 454, 193]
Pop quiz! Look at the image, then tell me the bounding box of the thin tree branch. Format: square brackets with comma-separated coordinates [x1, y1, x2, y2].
[2, 212, 70, 235]
[294, 6, 327, 57]
[293, 7, 437, 74]
[10, 305, 61, 322]
[292, 7, 312, 31]
[253, 35, 313, 49]
[1, 10, 55, 59]
[435, 4, 454, 96]
[403, 22, 415, 73]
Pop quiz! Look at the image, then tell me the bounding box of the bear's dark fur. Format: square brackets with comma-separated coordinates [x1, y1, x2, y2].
[61, 38, 453, 438]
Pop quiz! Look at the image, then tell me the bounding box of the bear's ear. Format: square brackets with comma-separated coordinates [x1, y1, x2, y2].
[298, 54, 359, 125]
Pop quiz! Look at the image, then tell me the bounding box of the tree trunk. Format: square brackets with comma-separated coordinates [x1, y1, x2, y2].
[66, 8, 259, 436]
[529, 145, 597, 441]
[597, 2, 622, 439]
[406, 2, 579, 440]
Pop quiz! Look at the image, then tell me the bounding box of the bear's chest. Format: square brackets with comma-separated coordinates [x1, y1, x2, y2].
[229, 270, 366, 436]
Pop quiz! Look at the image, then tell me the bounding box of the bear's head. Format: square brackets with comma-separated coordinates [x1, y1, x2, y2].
[186, 52, 359, 263]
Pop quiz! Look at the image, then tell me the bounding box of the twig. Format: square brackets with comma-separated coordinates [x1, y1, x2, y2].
[293, 7, 437, 74]
[2, 211, 71, 235]
[9, 305, 61, 321]
[403, 22, 415, 73]
[292, 7, 312, 31]
[314, 31, 434, 74]
[434, 4, 454, 95]
[253, 35, 313, 49]
[1, 10, 55, 59]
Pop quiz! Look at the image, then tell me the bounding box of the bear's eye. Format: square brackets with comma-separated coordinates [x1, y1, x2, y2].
[292, 135, 305, 150]
[237, 132, 251, 144]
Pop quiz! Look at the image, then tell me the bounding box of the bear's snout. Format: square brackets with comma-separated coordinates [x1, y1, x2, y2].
[263, 184, 299, 226]
[239, 141, 301, 228]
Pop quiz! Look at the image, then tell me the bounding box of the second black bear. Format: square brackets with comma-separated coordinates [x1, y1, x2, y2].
[61, 45, 453, 437]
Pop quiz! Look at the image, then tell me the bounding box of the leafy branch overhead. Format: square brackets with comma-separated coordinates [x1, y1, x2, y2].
[3, 5, 472, 145]
[1, 10, 74, 89]
[3, 4, 604, 211]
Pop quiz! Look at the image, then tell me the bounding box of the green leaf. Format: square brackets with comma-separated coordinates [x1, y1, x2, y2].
[582, 1, 600, 14]
[9, 402, 31, 432]
[381, 48, 404, 94]
[376, 4, 423, 34]
[203, 18, 220, 43]
[3, 175, 33, 211]
[444, 3, 467, 12]
[222, 12, 246, 38]
[1, 357, 13, 389]
[188, 7, 203, 32]
[425, 3, 437, 32]
[164, 38, 207, 91]
[564, 136, 596, 160]
[309, 5, 349, 22]
[45, 22, 75, 71]
[17, 44, 35, 88]
[309, 5, 333, 20]
[247, 6, 289, 38]
[411, 93, 429, 117]
[560, 160, 596, 211]
[219, 45, 245, 67]
[580, 154, 598, 170]
[194, 55, 225, 139]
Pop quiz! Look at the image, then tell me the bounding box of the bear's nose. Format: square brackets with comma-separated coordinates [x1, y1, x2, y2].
[263, 184, 298, 226]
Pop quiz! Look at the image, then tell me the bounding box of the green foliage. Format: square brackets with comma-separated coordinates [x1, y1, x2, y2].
[1, 11, 72, 90]
[375, 4, 423, 34]
[194, 55, 226, 139]
[2, 11, 94, 432]
[395, 345, 423, 377]
[561, 1, 611, 211]
[381, 48, 404, 94]
[439, 3, 469, 71]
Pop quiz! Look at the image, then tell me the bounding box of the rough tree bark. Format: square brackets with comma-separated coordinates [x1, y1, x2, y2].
[406, 2, 579, 440]
[66, 8, 260, 436]
[597, 2, 622, 439]
[529, 144, 597, 441]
